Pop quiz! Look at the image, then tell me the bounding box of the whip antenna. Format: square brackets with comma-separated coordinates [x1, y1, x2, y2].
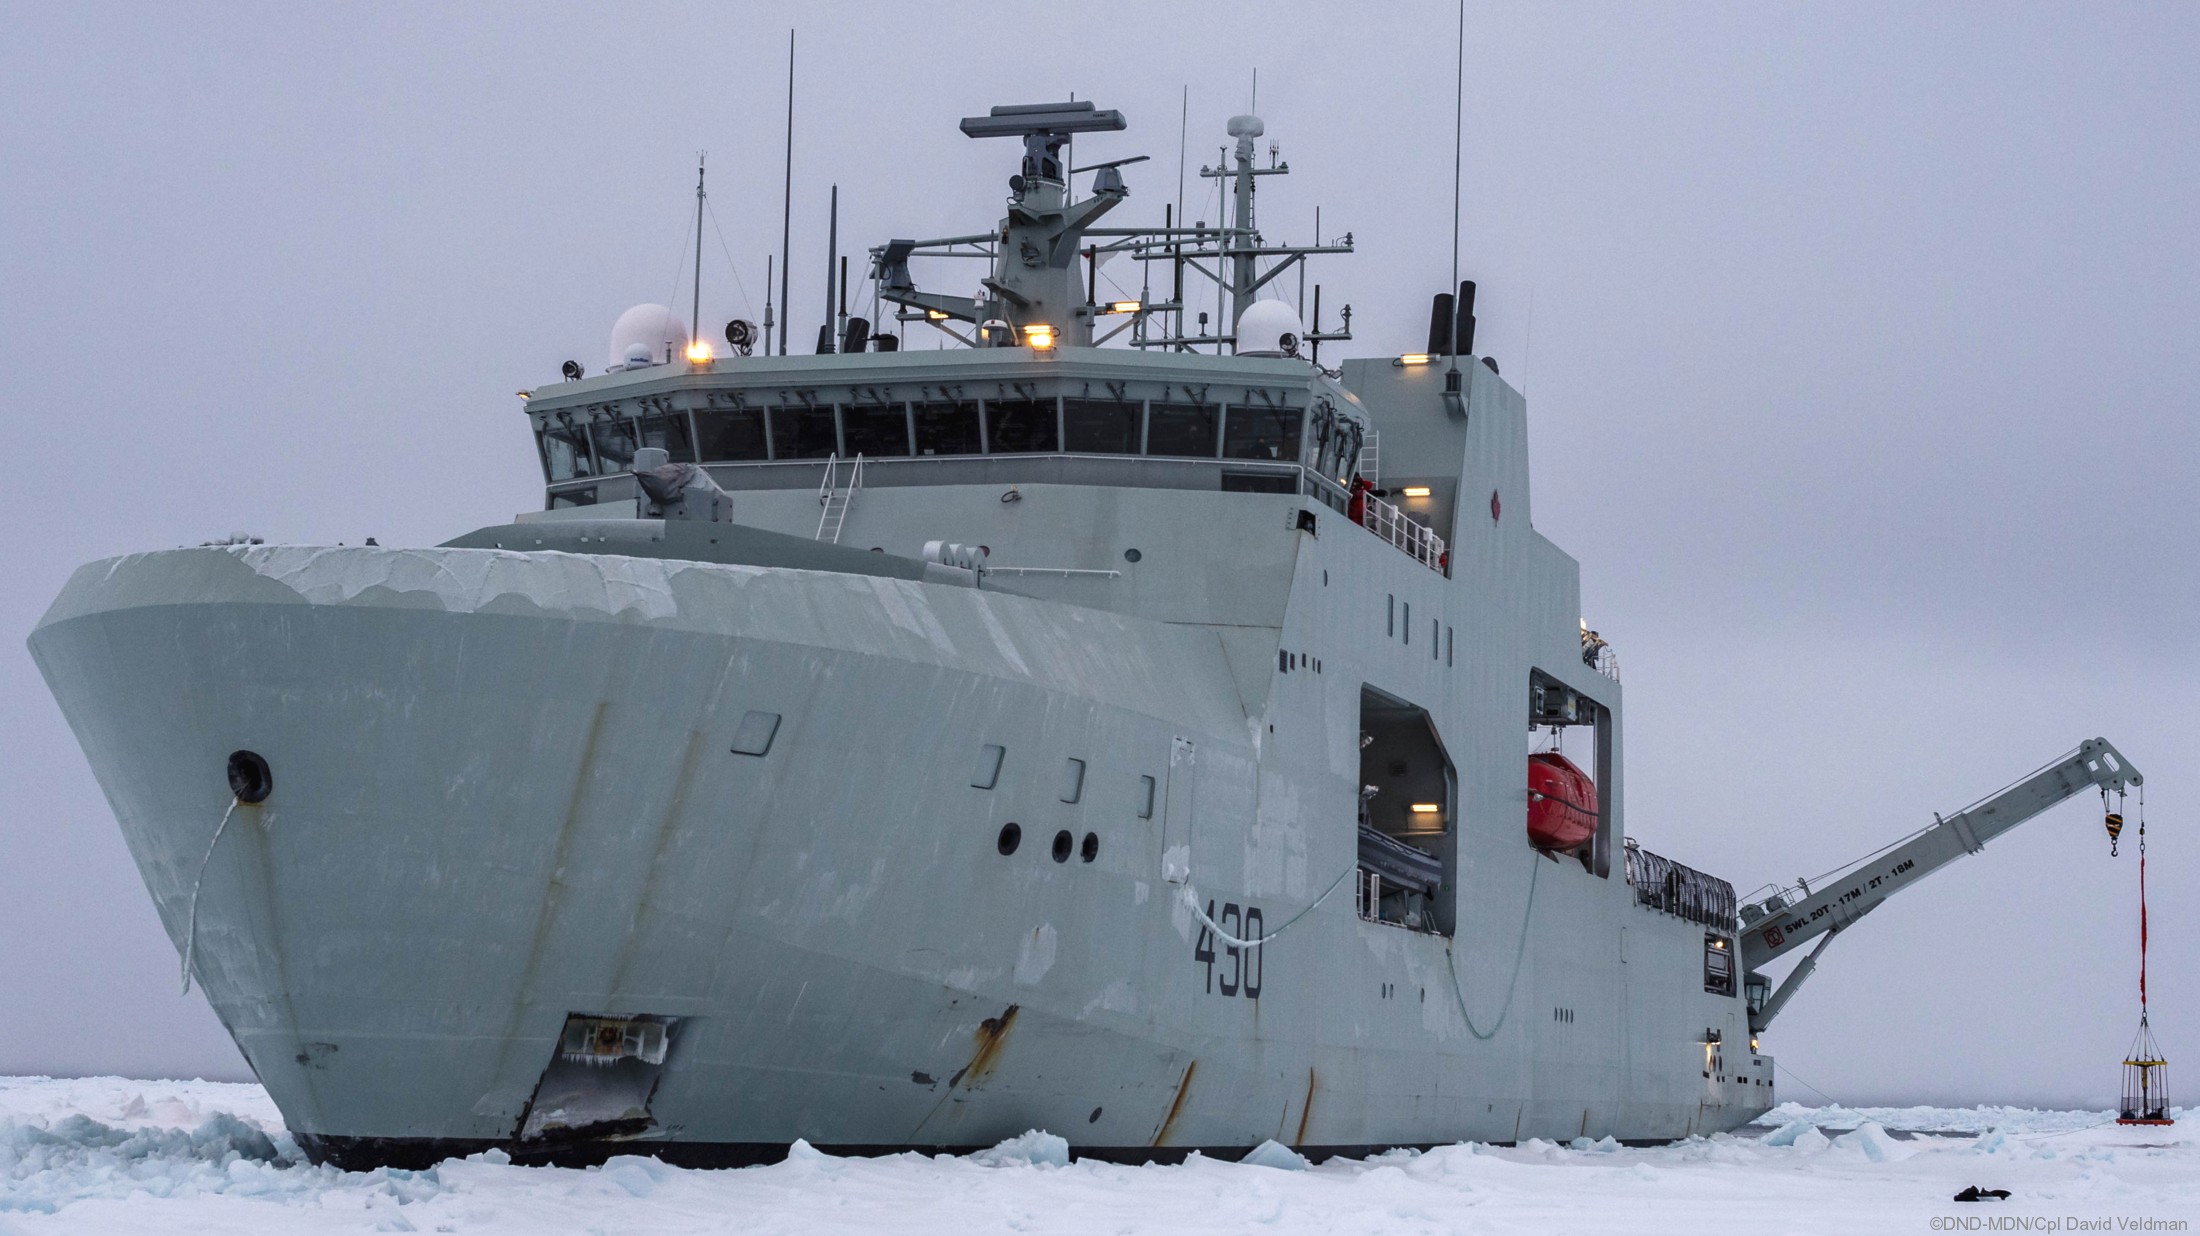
[1443, 0, 1467, 415]
[776, 29, 795, 356]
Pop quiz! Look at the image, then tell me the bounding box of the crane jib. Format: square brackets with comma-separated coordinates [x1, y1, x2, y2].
[1739, 737, 2141, 975]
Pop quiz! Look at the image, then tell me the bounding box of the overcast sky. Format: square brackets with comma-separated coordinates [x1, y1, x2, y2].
[3, 2, 2193, 1107]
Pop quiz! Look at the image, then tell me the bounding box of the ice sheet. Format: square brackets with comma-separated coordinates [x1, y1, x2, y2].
[2, 1076, 2192, 1234]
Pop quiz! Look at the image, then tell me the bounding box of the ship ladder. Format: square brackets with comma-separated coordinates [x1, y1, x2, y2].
[816, 453, 864, 543]
[2111, 784, 2173, 1125]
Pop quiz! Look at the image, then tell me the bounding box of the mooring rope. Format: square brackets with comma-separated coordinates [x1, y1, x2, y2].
[1445, 853, 1543, 1040]
[180, 796, 240, 995]
[1179, 864, 1357, 948]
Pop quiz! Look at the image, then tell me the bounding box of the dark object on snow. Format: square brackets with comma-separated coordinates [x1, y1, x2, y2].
[1953, 1186, 2012, 1202]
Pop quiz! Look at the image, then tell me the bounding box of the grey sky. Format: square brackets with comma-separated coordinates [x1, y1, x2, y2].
[2, 2, 2192, 1106]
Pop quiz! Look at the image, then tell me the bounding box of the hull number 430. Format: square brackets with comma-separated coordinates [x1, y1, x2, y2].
[1194, 901, 1263, 999]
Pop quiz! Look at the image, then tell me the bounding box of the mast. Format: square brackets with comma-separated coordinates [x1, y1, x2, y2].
[1227, 117, 1258, 330]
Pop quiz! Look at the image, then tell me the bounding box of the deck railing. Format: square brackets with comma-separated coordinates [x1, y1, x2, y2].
[1357, 492, 1447, 573]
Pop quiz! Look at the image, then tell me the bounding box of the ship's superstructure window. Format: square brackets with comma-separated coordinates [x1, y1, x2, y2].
[914, 398, 983, 455]
[1223, 402, 1303, 462]
[633, 412, 696, 462]
[548, 487, 597, 509]
[1064, 397, 1141, 453]
[1137, 775, 1156, 819]
[694, 408, 768, 461]
[770, 403, 838, 458]
[590, 417, 641, 472]
[971, 744, 1006, 789]
[842, 402, 913, 457]
[1704, 933, 1736, 996]
[1146, 401, 1221, 457]
[540, 421, 596, 481]
[986, 397, 1059, 453]
[1060, 757, 1086, 804]
[1309, 397, 1361, 478]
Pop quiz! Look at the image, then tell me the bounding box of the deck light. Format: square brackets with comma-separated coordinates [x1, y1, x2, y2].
[1401, 486, 1432, 498]
[1395, 353, 1432, 366]
[1025, 324, 1057, 350]
[1103, 300, 1142, 315]
[1410, 803, 1442, 814]
[685, 339, 713, 363]
[927, 309, 950, 321]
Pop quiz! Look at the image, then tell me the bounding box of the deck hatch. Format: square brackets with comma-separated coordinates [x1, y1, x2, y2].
[729, 710, 781, 756]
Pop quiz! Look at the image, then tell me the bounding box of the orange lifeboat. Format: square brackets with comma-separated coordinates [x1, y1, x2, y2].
[1527, 753, 1598, 850]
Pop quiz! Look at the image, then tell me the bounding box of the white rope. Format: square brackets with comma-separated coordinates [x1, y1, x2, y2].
[1445, 854, 1542, 1040]
[180, 797, 240, 995]
[1179, 864, 1356, 948]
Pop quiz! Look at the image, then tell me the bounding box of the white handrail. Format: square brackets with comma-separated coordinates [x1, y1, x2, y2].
[1357, 492, 1446, 572]
[816, 454, 863, 542]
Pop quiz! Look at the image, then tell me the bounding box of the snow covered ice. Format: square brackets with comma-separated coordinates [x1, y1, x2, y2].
[3, 1077, 2194, 1234]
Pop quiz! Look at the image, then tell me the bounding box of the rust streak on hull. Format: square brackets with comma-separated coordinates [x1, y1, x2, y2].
[1152, 1060, 1198, 1147]
[1294, 1068, 1317, 1146]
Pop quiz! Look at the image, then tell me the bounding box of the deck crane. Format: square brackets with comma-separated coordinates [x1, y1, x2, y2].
[1738, 738, 2141, 1035]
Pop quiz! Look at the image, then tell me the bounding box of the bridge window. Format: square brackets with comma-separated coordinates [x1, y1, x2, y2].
[634, 412, 695, 463]
[770, 404, 838, 459]
[1064, 397, 1141, 454]
[590, 417, 640, 472]
[540, 422, 596, 481]
[842, 403, 912, 457]
[694, 409, 767, 461]
[1146, 401, 1219, 457]
[1224, 403, 1303, 462]
[985, 398, 1058, 453]
[914, 399, 981, 456]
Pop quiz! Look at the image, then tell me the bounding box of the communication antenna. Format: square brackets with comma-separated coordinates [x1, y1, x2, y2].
[1176, 85, 1188, 343]
[1442, 0, 1468, 415]
[691, 151, 705, 359]
[819, 185, 838, 353]
[777, 29, 796, 356]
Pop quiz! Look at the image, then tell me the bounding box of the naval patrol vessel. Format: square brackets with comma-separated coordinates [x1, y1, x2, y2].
[29, 100, 2142, 1167]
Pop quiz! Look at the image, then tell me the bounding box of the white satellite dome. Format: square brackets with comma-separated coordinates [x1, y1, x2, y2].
[607, 304, 690, 370]
[1234, 299, 1305, 358]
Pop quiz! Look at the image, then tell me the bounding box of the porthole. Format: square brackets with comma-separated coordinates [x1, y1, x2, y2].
[1123, 548, 1142, 563]
[1051, 829, 1073, 863]
[226, 750, 272, 804]
[997, 822, 1022, 856]
[1080, 832, 1099, 863]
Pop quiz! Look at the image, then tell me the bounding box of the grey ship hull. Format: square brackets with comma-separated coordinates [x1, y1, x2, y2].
[32, 494, 1770, 1165]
